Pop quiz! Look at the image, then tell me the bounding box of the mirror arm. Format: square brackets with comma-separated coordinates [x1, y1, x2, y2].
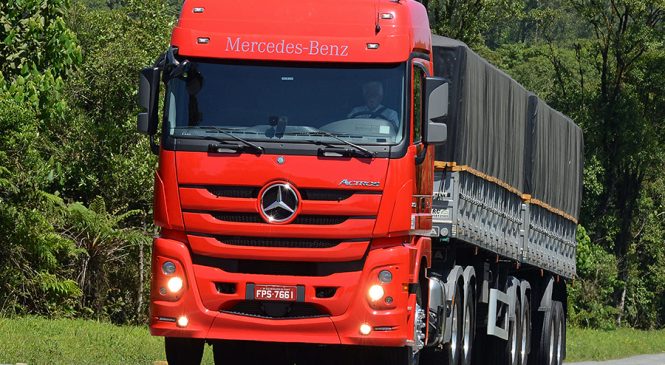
[150, 134, 160, 155]
[415, 141, 428, 165]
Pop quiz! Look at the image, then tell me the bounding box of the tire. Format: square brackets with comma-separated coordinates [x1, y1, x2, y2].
[447, 283, 463, 365]
[213, 341, 292, 365]
[213, 340, 241, 364]
[374, 283, 424, 365]
[552, 301, 565, 365]
[506, 297, 521, 365]
[377, 346, 419, 365]
[460, 286, 475, 365]
[519, 294, 531, 365]
[532, 303, 556, 365]
[165, 337, 204, 365]
[408, 282, 425, 365]
[486, 296, 520, 365]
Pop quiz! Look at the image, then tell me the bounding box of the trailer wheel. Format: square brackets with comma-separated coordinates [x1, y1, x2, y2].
[165, 337, 204, 365]
[446, 283, 463, 365]
[507, 296, 521, 365]
[519, 295, 531, 365]
[461, 287, 475, 365]
[533, 302, 557, 365]
[552, 301, 565, 365]
[485, 294, 520, 365]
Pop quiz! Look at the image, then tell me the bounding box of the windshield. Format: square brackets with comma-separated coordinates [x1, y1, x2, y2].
[165, 61, 406, 145]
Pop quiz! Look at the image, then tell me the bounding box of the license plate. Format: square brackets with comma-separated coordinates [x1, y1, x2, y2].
[254, 285, 297, 301]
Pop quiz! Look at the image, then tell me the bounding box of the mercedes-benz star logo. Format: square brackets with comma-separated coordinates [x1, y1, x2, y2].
[259, 183, 299, 224]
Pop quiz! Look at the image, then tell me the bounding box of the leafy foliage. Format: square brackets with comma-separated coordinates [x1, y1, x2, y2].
[0, 0, 81, 80]
[569, 226, 619, 329]
[0, 0, 664, 331]
[0, 0, 172, 323]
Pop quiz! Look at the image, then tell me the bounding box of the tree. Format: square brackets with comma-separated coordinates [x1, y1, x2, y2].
[423, 0, 524, 46]
[0, 0, 81, 80]
[568, 0, 664, 325]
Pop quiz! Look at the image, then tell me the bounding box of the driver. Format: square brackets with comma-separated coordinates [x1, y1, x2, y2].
[348, 81, 399, 128]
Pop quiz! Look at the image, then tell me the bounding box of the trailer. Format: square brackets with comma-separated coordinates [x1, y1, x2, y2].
[425, 36, 583, 365]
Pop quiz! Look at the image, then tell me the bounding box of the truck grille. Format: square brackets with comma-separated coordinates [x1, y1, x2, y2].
[207, 186, 259, 198]
[299, 189, 357, 201]
[192, 254, 365, 276]
[223, 301, 328, 319]
[182, 184, 377, 201]
[215, 236, 344, 248]
[210, 212, 353, 225]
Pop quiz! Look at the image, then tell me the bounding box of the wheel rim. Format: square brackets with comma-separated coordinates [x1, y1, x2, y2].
[413, 301, 426, 354]
[510, 316, 518, 365]
[462, 301, 472, 361]
[450, 298, 459, 363]
[520, 307, 529, 365]
[548, 324, 555, 365]
[556, 322, 563, 365]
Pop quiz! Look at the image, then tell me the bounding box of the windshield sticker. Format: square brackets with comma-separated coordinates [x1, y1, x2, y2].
[226, 37, 349, 57]
[379, 126, 390, 134]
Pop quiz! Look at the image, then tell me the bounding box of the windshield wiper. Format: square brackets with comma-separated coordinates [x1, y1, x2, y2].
[173, 134, 254, 154]
[286, 129, 375, 158]
[175, 126, 264, 154]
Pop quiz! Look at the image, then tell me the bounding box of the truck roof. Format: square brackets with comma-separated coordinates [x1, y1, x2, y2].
[172, 0, 431, 63]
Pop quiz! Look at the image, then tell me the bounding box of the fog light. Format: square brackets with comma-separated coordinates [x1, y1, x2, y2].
[385, 296, 394, 304]
[360, 323, 372, 335]
[162, 261, 176, 275]
[368, 285, 384, 301]
[167, 277, 183, 293]
[177, 316, 188, 328]
[378, 270, 393, 283]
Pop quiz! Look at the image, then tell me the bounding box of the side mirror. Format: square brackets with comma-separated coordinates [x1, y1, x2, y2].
[423, 77, 449, 145]
[137, 67, 161, 135]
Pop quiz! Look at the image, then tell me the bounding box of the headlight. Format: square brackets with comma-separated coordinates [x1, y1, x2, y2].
[167, 277, 183, 292]
[162, 261, 176, 275]
[368, 284, 385, 301]
[378, 270, 393, 283]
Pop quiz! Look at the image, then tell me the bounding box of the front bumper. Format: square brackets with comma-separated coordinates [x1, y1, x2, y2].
[149, 237, 417, 347]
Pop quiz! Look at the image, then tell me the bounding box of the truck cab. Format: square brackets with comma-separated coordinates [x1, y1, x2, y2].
[138, 0, 448, 363]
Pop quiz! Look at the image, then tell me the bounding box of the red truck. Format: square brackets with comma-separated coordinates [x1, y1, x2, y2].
[137, 1, 583, 364]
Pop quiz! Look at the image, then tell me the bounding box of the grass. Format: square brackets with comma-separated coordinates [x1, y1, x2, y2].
[2, 317, 665, 364]
[0, 316, 214, 365]
[566, 327, 665, 362]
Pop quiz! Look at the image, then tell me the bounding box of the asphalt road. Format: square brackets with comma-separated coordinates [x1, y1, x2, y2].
[568, 354, 665, 365]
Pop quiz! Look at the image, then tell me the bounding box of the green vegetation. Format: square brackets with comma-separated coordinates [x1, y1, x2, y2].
[2, 317, 665, 364]
[0, 0, 663, 347]
[566, 327, 665, 362]
[0, 316, 215, 365]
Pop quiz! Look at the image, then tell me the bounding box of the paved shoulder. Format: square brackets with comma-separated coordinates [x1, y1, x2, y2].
[567, 353, 665, 365]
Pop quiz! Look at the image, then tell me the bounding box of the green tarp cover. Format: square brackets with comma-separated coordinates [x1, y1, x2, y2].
[432, 35, 584, 220]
